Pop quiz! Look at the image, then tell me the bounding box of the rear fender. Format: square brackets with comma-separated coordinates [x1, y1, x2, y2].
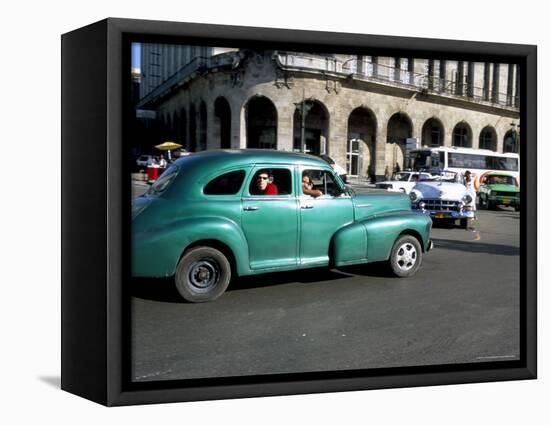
[132, 217, 250, 277]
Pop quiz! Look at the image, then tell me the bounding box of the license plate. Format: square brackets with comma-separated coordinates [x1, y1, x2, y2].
[502, 199, 511, 204]
[435, 212, 447, 219]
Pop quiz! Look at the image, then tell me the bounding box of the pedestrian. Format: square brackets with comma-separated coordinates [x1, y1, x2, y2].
[159, 154, 167, 168]
[367, 164, 375, 183]
[384, 166, 390, 181]
[394, 162, 401, 174]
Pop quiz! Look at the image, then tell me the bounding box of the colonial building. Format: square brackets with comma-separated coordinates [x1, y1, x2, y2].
[135, 46, 520, 179]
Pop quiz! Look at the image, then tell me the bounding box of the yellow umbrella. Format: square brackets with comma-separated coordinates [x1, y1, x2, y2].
[155, 141, 182, 151]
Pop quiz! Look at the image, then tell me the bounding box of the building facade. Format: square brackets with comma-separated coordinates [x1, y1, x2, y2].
[136, 47, 520, 179]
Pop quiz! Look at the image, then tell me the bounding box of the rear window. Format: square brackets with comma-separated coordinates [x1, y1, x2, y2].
[146, 165, 179, 195]
[204, 170, 246, 195]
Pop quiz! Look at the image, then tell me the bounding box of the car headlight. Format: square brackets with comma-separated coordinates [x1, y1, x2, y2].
[462, 194, 473, 204]
[410, 191, 418, 202]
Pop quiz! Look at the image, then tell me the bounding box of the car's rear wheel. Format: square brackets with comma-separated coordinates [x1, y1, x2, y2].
[389, 235, 422, 277]
[175, 246, 231, 302]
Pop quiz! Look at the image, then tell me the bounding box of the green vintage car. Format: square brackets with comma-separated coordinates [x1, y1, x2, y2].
[478, 172, 520, 211]
[132, 150, 433, 302]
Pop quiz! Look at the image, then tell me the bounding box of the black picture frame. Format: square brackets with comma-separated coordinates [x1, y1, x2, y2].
[61, 17, 537, 406]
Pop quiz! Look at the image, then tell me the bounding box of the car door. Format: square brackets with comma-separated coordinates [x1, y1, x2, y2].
[241, 165, 299, 270]
[298, 167, 354, 266]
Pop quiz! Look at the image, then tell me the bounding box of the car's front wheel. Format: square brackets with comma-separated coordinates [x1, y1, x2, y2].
[389, 235, 422, 277]
[175, 246, 231, 302]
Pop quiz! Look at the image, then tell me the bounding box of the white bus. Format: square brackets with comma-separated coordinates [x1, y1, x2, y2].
[409, 146, 519, 191]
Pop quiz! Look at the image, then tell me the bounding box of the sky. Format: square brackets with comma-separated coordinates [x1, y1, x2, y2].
[132, 43, 141, 71]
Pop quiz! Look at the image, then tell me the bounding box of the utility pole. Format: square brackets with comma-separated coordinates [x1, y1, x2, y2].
[295, 88, 314, 153]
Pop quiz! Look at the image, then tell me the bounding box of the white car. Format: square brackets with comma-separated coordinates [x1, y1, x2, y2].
[316, 154, 347, 183]
[409, 172, 475, 228]
[136, 154, 155, 167]
[375, 172, 433, 194]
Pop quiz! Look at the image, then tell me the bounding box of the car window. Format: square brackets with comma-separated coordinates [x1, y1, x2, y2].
[302, 169, 342, 197]
[249, 168, 292, 196]
[394, 173, 409, 181]
[146, 165, 179, 196]
[204, 170, 246, 195]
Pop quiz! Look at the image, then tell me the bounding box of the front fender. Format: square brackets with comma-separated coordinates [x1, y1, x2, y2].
[132, 216, 250, 277]
[363, 212, 432, 262]
[332, 212, 431, 267]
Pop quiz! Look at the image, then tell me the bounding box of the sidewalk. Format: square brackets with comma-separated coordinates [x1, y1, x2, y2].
[346, 176, 376, 188]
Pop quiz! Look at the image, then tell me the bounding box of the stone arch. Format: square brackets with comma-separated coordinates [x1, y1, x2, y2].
[452, 121, 473, 148]
[421, 117, 445, 147]
[245, 95, 278, 149]
[347, 106, 377, 177]
[503, 129, 519, 153]
[293, 99, 330, 155]
[387, 112, 413, 171]
[479, 126, 497, 151]
[214, 97, 232, 149]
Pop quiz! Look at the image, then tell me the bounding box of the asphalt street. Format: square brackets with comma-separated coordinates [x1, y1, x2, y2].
[131, 183, 520, 382]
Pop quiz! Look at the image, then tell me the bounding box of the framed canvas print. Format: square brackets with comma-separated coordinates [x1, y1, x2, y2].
[61, 18, 537, 406]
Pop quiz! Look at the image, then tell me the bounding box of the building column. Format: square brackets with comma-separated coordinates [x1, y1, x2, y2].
[276, 103, 294, 151]
[443, 119, 453, 147]
[206, 102, 219, 150]
[235, 99, 247, 149]
[470, 124, 481, 149]
[495, 128, 504, 153]
[327, 107, 349, 172]
[375, 121, 388, 181]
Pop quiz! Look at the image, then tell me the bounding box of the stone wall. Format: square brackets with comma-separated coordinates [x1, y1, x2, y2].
[153, 53, 519, 178]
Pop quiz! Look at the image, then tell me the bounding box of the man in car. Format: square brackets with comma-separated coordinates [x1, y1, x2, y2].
[254, 171, 278, 195]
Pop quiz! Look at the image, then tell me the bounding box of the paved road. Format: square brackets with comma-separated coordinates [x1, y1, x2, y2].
[131, 183, 520, 382]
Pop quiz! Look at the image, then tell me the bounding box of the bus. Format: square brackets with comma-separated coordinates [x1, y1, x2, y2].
[409, 146, 519, 190]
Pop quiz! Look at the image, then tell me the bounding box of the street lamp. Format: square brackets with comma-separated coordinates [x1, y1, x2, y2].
[510, 122, 520, 153]
[294, 89, 315, 153]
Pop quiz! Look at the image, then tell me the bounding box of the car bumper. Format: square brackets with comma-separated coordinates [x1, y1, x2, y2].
[489, 196, 520, 206]
[413, 209, 475, 219]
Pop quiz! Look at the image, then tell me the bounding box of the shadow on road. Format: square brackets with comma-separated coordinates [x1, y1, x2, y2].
[132, 262, 394, 301]
[132, 277, 183, 303]
[229, 267, 348, 292]
[432, 238, 519, 256]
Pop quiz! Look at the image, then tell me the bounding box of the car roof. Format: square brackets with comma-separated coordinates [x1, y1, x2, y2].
[166, 149, 331, 198]
[173, 149, 328, 170]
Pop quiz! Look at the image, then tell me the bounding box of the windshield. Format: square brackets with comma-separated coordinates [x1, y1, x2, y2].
[485, 175, 518, 186]
[410, 151, 434, 170]
[146, 165, 179, 196]
[393, 172, 410, 181]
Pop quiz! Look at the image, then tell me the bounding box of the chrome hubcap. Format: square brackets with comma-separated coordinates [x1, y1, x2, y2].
[395, 243, 417, 271]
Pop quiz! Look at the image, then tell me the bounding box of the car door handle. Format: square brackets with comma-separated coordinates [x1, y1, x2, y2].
[243, 206, 259, 211]
[301, 204, 314, 209]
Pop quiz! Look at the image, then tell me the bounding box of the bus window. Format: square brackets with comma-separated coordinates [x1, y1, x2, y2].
[410, 151, 431, 170]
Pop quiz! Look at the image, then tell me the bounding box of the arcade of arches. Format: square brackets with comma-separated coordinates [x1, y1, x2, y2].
[159, 95, 519, 178]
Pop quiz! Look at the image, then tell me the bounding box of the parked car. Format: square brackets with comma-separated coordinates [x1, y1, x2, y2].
[477, 172, 520, 211]
[375, 171, 433, 194]
[136, 154, 155, 167]
[132, 149, 433, 302]
[316, 154, 348, 183]
[409, 171, 475, 228]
